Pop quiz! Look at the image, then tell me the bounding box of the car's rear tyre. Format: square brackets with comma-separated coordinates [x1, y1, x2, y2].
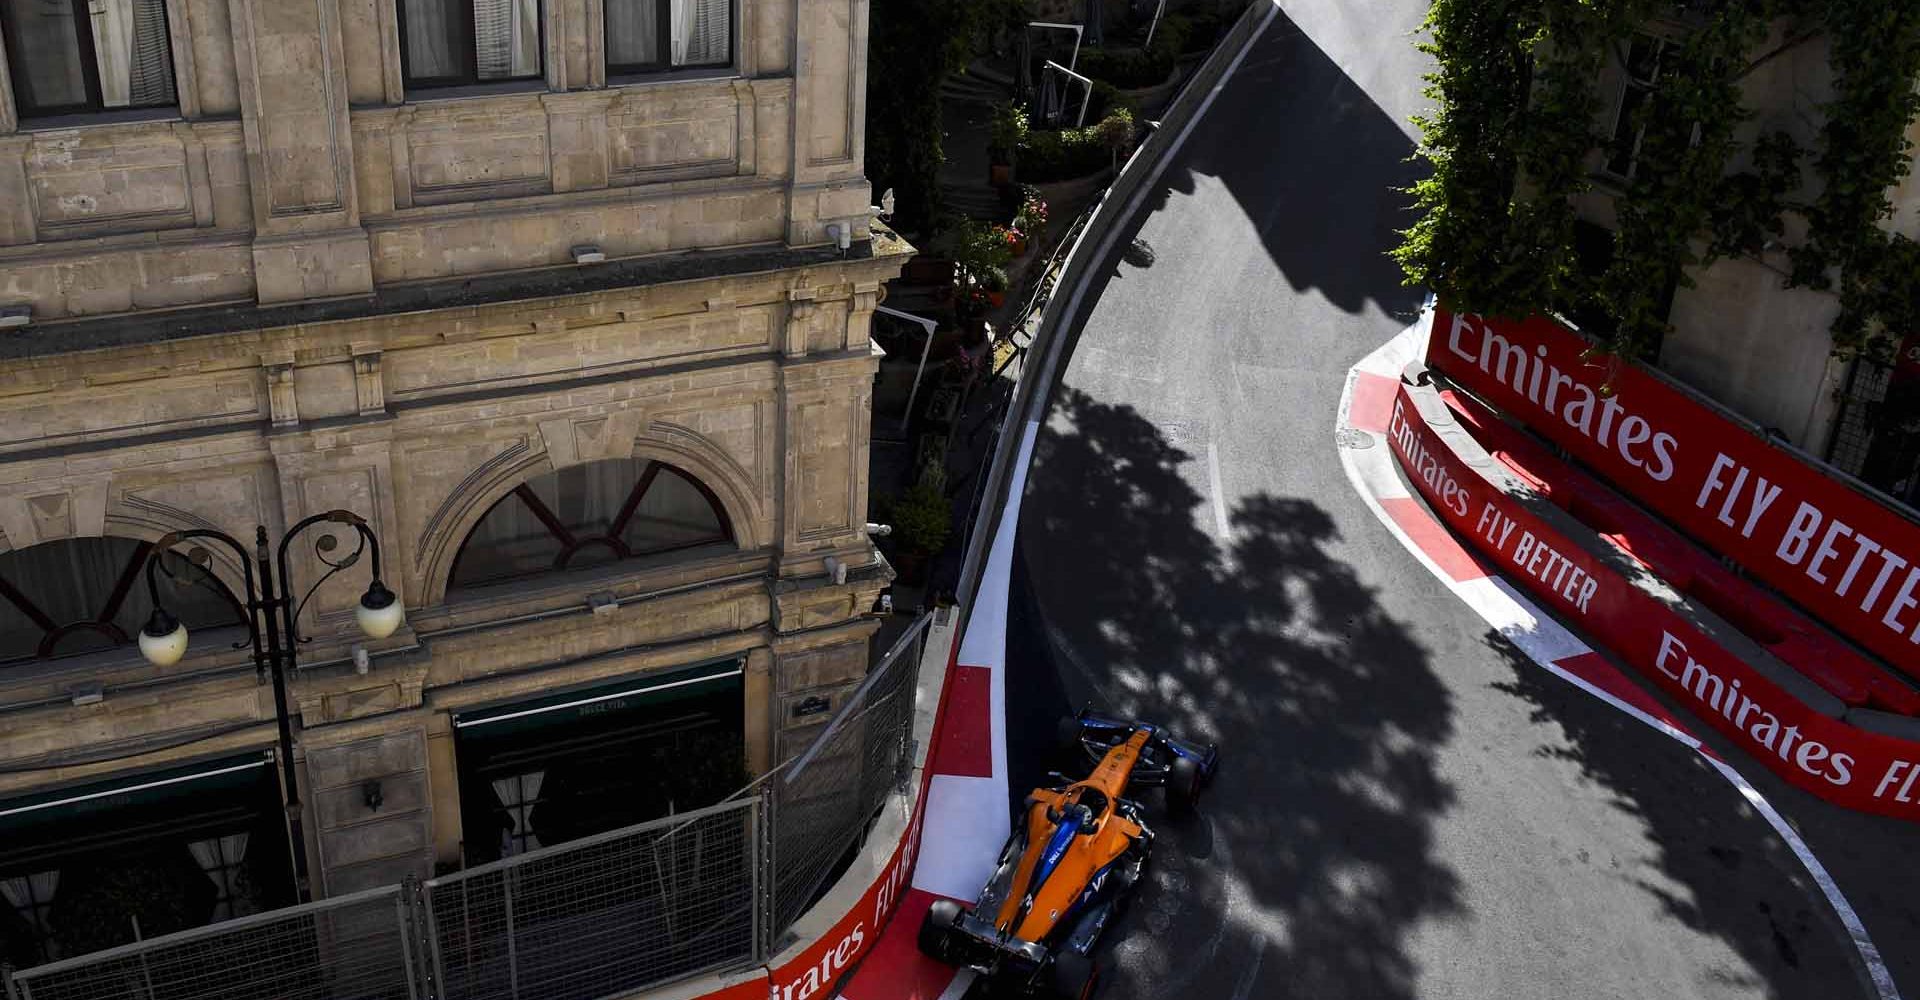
[1166, 754, 1203, 818]
[1049, 950, 1099, 999]
[918, 899, 963, 963]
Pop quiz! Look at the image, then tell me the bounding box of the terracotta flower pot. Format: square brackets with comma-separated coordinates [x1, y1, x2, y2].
[987, 290, 1006, 309]
[989, 163, 1014, 187]
[1010, 234, 1029, 257]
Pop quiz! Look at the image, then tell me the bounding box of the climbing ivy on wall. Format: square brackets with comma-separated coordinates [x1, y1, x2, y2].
[1396, 0, 1920, 361]
[1793, 0, 1920, 354]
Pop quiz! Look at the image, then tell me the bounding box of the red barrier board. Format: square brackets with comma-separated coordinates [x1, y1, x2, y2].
[1429, 307, 1920, 684]
[1388, 385, 1920, 821]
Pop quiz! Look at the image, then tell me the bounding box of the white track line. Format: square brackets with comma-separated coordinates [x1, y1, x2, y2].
[1335, 310, 1901, 1000]
[1208, 441, 1231, 537]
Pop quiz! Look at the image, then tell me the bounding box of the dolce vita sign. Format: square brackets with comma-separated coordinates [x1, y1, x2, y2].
[1430, 307, 1920, 685]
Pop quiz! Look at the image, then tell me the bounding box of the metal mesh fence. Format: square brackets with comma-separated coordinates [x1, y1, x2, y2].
[9, 886, 417, 1000]
[1, 613, 938, 1000]
[769, 615, 927, 930]
[1827, 354, 1892, 479]
[423, 799, 757, 1000]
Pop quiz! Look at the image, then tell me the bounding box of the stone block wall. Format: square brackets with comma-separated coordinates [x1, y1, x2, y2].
[0, 0, 873, 321]
[0, 244, 907, 895]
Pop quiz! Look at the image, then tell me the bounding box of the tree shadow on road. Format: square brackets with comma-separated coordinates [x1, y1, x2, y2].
[1011, 386, 1461, 1000]
[1478, 630, 1876, 999]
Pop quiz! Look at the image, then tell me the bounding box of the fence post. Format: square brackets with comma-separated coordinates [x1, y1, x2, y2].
[396, 877, 422, 1000]
[757, 781, 777, 958]
[423, 879, 451, 1000]
[2, 962, 17, 1000]
[900, 626, 926, 791]
[503, 870, 520, 1000]
[747, 795, 762, 964]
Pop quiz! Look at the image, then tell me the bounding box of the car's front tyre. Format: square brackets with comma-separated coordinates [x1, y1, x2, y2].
[1166, 754, 1204, 818]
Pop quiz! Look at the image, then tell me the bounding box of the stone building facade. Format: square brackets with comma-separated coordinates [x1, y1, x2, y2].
[0, 0, 905, 963]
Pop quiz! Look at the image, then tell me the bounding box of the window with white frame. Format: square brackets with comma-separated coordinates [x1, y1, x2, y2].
[0, 0, 177, 118]
[1603, 32, 1677, 180]
[604, 0, 730, 76]
[399, 0, 543, 89]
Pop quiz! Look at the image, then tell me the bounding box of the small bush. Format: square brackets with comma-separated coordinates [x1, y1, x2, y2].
[953, 219, 1014, 278]
[889, 480, 952, 557]
[1170, 12, 1223, 54]
[989, 101, 1029, 162]
[1151, 15, 1193, 57]
[1076, 14, 1193, 88]
[1077, 45, 1171, 89]
[1018, 108, 1139, 182]
[1086, 80, 1142, 124]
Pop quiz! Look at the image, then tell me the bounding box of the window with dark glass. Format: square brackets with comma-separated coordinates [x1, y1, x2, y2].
[604, 0, 730, 75]
[399, 0, 543, 89]
[0, 0, 176, 118]
[1604, 33, 1676, 180]
[449, 458, 733, 591]
[0, 537, 242, 665]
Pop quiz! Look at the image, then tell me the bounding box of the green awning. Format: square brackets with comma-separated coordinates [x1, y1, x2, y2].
[0, 755, 269, 826]
[452, 657, 744, 736]
[0, 754, 274, 868]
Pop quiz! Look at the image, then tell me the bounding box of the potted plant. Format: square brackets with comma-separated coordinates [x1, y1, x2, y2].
[988, 102, 1029, 187]
[982, 265, 1010, 309]
[886, 476, 953, 583]
[951, 219, 1015, 312]
[1094, 108, 1138, 174]
[989, 221, 1026, 258]
[1014, 191, 1048, 250]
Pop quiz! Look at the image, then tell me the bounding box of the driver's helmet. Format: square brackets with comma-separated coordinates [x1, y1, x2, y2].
[1065, 802, 1097, 834]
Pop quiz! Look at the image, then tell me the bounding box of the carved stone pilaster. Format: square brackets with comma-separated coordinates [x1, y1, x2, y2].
[784, 292, 819, 358]
[352, 346, 385, 416]
[265, 357, 300, 428]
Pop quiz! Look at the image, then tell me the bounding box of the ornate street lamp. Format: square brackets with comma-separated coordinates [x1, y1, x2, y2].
[135, 510, 403, 902]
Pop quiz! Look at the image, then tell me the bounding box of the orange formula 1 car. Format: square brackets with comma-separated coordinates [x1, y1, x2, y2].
[917, 711, 1219, 997]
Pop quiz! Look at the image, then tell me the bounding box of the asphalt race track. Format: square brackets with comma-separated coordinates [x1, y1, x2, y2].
[975, 2, 1920, 998]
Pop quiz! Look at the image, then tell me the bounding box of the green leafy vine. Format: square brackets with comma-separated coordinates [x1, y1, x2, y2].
[1398, 0, 1920, 362]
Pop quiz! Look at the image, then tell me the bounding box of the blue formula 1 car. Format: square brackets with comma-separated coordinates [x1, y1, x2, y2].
[917, 710, 1219, 997]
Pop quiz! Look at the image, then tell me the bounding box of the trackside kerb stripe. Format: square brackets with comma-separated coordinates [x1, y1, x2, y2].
[927, 665, 994, 778]
[1378, 497, 1489, 583]
[1347, 371, 1400, 435]
[1336, 310, 1902, 1000]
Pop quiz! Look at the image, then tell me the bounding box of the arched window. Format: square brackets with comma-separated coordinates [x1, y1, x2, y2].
[0, 537, 244, 665]
[449, 458, 734, 591]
